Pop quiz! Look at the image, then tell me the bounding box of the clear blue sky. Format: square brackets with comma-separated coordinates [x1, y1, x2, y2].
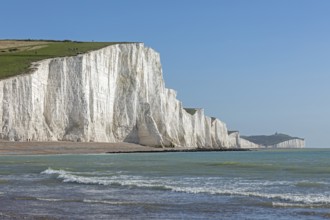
[1, 0, 329, 147]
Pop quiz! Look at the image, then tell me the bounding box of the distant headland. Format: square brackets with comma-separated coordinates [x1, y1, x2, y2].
[241, 133, 305, 148]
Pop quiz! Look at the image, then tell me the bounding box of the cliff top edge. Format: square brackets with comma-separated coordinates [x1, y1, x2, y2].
[0, 39, 140, 80]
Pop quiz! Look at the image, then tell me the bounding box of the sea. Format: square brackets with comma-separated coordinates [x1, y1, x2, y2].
[0, 148, 329, 220]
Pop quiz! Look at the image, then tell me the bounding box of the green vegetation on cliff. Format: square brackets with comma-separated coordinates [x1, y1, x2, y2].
[241, 133, 304, 146]
[184, 108, 199, 115]
[0, 40, 126, 79]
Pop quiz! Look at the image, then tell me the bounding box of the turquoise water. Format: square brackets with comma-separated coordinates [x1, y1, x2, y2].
[0, 149, 330, 219]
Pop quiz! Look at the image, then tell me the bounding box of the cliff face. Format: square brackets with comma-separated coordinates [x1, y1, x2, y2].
[0, 43, 236, 148]
[270, 139, 305, 148]
[240, 138, 305, 148]
[240, 134, 305, 149]
[239, 137, 261, 149]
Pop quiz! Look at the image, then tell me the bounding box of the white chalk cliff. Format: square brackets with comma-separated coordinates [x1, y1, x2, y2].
[269, 139, 305, 148]
[240, 138, 305, 148]
[0, 43, 239, 148]
[240, 133, 305, 149]
[0, 43, 306, 149]
[239, 137, 261, 149]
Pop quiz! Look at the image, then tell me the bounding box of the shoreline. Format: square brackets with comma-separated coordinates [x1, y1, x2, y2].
[107, 147, 249, 154]
[0, 140, 248, 155]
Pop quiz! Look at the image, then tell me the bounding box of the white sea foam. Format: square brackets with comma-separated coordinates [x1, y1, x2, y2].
[41, 168, 172, 189]
[172, 186, 330, 206]
[271, 202, 327, 208]
[41, 168, 330, 206]
[36, 198, 64, 202]
[83, 199, 130, 205]
[41, 168, 68, 175]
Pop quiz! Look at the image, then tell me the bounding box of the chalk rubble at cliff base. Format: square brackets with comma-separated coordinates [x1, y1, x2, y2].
[0, 43, 304, 149]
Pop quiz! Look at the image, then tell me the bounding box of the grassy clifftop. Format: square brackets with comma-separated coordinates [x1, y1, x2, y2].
[0, 40, 126, 79]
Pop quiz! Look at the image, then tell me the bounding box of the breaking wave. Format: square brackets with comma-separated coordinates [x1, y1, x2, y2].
[41, 168, 330, 207]
[41, 168, 171, 189]
[82, 199, 134, 205]
[36, 198, 67, 202]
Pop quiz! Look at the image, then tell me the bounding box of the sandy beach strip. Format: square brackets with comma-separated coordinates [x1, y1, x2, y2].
[0, 140, 165, 155]
[0, 140, 248, 155]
